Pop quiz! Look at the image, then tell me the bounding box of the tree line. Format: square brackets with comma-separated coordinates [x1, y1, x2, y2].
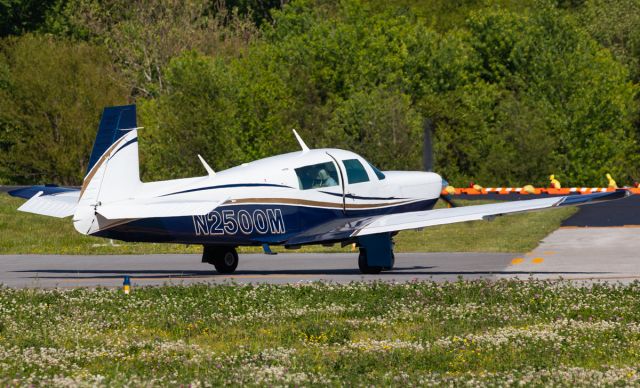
[1, 0, 639, 187]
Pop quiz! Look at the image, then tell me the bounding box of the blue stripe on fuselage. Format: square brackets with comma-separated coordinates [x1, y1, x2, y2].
[160, 183, 294, 197]
[92, 198, 438, 245]
[319, 191, 406, 201]
[109, 137, 138, 159]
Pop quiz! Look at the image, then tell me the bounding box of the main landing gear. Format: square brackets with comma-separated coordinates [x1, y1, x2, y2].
[356, 233, 395, 274]
[358, 249, 395, 274]
[202, 245, 238, 274]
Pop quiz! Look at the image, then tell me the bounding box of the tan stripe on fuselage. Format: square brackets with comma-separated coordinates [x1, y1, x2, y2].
[227, 197, 413, 209]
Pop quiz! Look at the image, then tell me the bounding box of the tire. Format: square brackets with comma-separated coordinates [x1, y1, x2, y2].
[358, 249, 382, 274]
[203, 246, 239, 274]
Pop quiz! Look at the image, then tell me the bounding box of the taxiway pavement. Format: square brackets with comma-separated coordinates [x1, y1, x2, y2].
[0, 227, 638, 288]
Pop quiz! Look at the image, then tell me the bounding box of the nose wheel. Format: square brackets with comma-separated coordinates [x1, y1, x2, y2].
[202, 246, 239, 274]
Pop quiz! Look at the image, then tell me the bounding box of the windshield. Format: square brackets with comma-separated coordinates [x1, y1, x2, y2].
[367, 162, 386, 180]
[295, 161, 340, 190]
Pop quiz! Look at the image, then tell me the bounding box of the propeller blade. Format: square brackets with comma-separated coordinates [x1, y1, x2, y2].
[439, 193, 458, 208]
[439, 176, 459, 208]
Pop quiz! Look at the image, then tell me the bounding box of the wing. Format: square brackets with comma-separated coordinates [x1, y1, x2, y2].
[285, 217, 373, 246]
[96, 198, 225, 219]
[285, 190, 629, 245]
[9, 186, 80, 218]
[352, 190, 630, 237]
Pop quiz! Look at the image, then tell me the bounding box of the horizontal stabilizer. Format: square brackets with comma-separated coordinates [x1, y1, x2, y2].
[17, 191, 79, 218]
[9, 185, 79, 200]
[96, 199, 224, 219]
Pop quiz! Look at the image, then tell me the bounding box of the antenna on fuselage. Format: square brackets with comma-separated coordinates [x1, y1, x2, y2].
[197, 154, 216, 176]
[292, 129, 310, 152]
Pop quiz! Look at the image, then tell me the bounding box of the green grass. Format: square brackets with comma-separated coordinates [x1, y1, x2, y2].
[1, 280, 640, 385]
[0, 194, 575, 254]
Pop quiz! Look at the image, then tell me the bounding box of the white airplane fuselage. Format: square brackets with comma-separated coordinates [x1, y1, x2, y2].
[82, 148, 443, 246]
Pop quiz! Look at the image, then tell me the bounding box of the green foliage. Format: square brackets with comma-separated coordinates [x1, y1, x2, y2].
[0, 0, 58, 36]
[0, 0, 639, 187]
[251, 1, 441, 169]
[0, 34, 128, 184]
[326, 89, 423, 170]
[363, 0, 540, 31]
[48, 0, 260, 97]
[425, 6, 640, 186]
[223, 0, 288, 25]
[140, 52, 243, 180]
[576, 0, 640, 82]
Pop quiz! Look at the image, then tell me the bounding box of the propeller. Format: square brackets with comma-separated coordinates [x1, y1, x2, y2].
[439, 178, 459, 208]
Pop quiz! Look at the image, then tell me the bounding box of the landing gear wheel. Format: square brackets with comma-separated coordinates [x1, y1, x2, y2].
[358, 248, 382, 274]
[203, 246, 239, 274]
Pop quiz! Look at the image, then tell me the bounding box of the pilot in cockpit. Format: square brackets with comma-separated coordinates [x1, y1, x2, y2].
[313, 168, 337, 188]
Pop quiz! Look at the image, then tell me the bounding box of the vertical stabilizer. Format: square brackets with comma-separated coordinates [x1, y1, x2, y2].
[75, 105, 142, 234]
[86, 105, 137, 175]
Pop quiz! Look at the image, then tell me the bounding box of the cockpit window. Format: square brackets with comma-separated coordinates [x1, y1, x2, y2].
[367, 162, 386, 180]
[343, 159, 369, 184]
[295, 161, 340, 190]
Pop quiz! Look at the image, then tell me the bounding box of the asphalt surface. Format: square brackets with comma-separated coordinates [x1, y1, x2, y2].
[1, 227, 639, 288]
[560, 195, 640, 227]
[498, 227, 640, 282]
[0, 252, 514, 288]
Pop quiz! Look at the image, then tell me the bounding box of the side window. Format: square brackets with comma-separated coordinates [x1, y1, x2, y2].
[295, 161, 340, 190]
[343, 159, 369, 184]
[367, 162, 386, 180]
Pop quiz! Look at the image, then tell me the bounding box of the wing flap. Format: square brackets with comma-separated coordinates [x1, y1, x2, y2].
[17, 191, 79, 218]
[353, 190, 630, 237]
[284, 217, 373, 246]
[96, 199, 223, 219]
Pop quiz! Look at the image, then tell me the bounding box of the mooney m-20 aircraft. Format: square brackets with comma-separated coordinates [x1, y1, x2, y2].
[9, 105, 630, 274]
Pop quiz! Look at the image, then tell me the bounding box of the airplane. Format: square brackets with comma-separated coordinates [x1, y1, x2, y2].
[8, 105, 630, 274]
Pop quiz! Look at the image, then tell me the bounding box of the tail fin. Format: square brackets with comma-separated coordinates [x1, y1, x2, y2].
[79, 105, 141, 204]
[86, 105, 137, 175]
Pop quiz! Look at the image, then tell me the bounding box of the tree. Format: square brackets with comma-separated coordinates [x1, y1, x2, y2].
[0, 0, 58, 36]
[576, 0, 640, 82]
[0, 34, 128, 184]
[139, 52, 243, 181]
[424, 6, 639, 186]
[55, 0, 260, 97]
[325, 88, 423, 170]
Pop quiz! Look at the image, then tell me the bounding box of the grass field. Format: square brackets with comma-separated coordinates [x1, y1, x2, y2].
[1, 280, 639, 385]
[0, 194, 576, 254]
